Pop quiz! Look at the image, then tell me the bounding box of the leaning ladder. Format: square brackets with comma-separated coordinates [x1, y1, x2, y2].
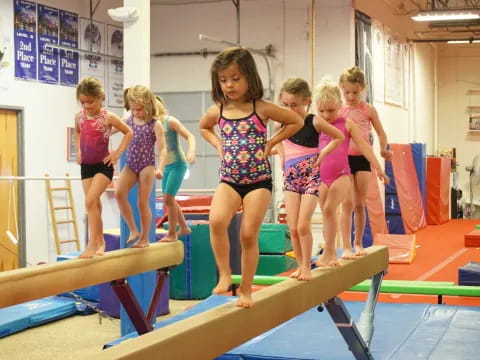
[45, 173, 81, 254]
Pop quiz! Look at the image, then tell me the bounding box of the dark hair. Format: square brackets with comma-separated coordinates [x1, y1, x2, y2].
[339, 66, 366, 88]
[279, 77, 312, 100]
[76, 77, 104, 101]
[210, 46, 264, 104]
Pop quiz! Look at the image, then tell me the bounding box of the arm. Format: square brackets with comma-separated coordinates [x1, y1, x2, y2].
[313, 116, 345, 166]
[168, 116, 196, 165]
[256, 100, 303, 158]
[74, 113, 82, 165]
[347, 118, 390, 184]
[270, 122, 285, 167]
[370, 105, 392, 161]
[154, 120, 167, 179]
[199, 105, 223, 158]
[104, 111, 133, 166]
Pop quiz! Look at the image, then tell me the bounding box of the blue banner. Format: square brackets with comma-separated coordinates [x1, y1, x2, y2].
[37, 4, 59, 84]
[59, 10, 78, 86]
[14, 0, 37, 81]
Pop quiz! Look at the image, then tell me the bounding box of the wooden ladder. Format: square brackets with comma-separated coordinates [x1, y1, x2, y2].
[45, 174, 81, 254]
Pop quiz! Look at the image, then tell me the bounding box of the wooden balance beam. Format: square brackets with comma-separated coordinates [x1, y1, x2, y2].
[0, 241, 184, 309]
[92, 245, 388, 360]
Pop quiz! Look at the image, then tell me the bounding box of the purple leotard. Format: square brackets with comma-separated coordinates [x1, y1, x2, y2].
[318, 117, 351, 187]
[126, 116, 157, 174]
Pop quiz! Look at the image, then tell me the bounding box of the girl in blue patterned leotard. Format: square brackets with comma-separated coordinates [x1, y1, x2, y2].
[199, 47, 303, 308]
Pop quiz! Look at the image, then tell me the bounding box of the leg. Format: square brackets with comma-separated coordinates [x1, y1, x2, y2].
[80, 174, 111, 258]
[132, 166, 155, 248]
[115, 166, 140, 244]
[176, 201, 191, 236]
[340, 176, 356, 259]
[352, 171, 370, 256]
[283, 191, 302, 279]
[237, 188, 271, 308]
[295, 194, 318, 280]
[209, 183, 241, 294]
[161, 193, 179, 242]
[315, 176, 351, 267]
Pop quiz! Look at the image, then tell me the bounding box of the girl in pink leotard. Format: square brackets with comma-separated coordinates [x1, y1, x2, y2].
[313, 79, 389, 268]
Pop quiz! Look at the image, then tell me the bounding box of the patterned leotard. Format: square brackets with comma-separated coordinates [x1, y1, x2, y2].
[126, 116, 157, 174]
[219, 102, 271, 185]
[79, 109, 111, 164]
[318, 117, 351, 187]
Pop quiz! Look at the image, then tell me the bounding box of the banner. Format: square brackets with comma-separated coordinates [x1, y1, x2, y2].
[107, 24, 123, 108]
[14, 0, 37, 81]
[59, 9, 78, 86]
[79, 17, 105, 79]
[37, 4, 59, 84]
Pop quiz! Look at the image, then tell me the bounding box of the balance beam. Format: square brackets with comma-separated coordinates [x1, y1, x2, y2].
[92, 245, 388, 360]
[0, 241, 184, 309]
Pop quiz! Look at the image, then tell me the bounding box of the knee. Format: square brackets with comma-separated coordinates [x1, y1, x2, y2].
[297, 222, 311, 238]
[240, 232, 258, 250]
[322, 205, 337, 219]
[289, 228, 299, 240]
[163, 195, 175, 206]
[85, 196, 98, 211]
[209, 216, 227, 233]
[354, 204, 366, 213]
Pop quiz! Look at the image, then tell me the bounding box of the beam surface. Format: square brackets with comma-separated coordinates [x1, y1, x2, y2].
[93, 245, 389, 360]
[0, 241, 184, 309]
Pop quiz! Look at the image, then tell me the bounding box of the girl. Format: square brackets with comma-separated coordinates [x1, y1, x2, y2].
[199, 47, 303, 308]
[156, 95, 196, 243]
[313, 79, 389, 267]
[275, 77, 343, 281]
[74, 77, 133, 258]
[115, 85, 166, 248]
[339, 66, 392, 259]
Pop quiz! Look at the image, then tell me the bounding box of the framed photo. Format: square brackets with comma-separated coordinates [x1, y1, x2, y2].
[66, 127, 76, 161]
[469, 115, 480, 132]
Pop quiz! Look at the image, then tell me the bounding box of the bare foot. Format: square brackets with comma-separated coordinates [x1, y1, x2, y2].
[126, 230, 141, 244]
[79, 245, 97, 259]
[236, 288, 253, 308]
[159, 234, 178, 242]
[354, 245, 367, 257]
[315, 252, 339, 267]
[341, 248, 356, 260]
[289, 269, 301, 279]
[212, 275, 232, 294]
[297, 267, 312, 281]
[177, 226, 192, 237]
[131, 239, 149, 248]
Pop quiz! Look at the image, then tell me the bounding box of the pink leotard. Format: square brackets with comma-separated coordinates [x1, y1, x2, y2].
[78, 109, 111, 164]
[339, 101, 371, 155]
[318, 117, 351, 187]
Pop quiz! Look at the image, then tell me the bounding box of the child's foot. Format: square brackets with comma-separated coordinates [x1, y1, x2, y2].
[297, 267, 312, 281]
[126, 230, 141, 244]
[212, 275, 232, 294]
[341, 248, 356, 260]
[314, 252, 340, 267]
[289, 269, 301, 279]
[159, 234, 178, 242]
[95, 240, 105, 256]
[354, 245, 367, 257]
[131, 239, 149, 248]
[177, 226, 191, 237]
[79, 245, 97, 259]
[236, 288, 253, 308]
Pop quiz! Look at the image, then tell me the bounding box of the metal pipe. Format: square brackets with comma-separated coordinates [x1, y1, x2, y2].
[43, 43, 122, 59]
[151, 49, 219, 57]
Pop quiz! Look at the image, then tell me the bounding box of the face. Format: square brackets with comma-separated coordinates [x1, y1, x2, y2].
[129, 102, 145, 120]
[341, 81, 364, 106]
[279, 92, 310, 117]
[79, 94, 101, 116]
[217, 63, 248, 102]
[317, 101, 341, 123]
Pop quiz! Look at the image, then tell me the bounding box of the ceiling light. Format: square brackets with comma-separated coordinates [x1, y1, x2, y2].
[412, 11, 480, 22]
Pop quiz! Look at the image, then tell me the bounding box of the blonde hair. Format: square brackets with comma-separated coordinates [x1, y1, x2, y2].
[313, 78, 342, 108]
[124, 85, 158, 123]
[76, 77, 104, 101]
[279, 77, 311, 100]
[339, 66, 366, 88]
[155, 95, 167, 118]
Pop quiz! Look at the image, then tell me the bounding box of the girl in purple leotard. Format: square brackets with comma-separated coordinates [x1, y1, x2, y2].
[313, 79, 389, 268]
[115, 85, 167, 248]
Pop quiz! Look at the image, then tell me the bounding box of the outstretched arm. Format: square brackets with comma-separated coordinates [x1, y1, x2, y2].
[154, 120, 167, 179]
[104, 112, 133, 166]
[370, 105, 392, 161]
[313, 116, 345, 166]
[347, 118, 389, 184]
[256, 100, 303, 158]
[199, 105, 223, 159]
[168, 116, 196, 164]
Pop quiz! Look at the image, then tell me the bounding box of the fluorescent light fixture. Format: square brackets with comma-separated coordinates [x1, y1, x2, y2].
[412, 11, 480, 21]
[447, 39, 480, 44]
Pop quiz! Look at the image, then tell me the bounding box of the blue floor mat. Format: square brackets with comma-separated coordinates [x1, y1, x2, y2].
[0, 296, 79, 338]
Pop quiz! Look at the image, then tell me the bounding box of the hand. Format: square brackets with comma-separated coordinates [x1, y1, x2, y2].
[154, 168, 163, 179]
[381, 149, 393, 161]
[314, 151, 325, 167]
[216, 145, 223, 159]
[185, 151, 196, 165]
[378, 171, 390, 184]
[103, 150, 119, 167]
